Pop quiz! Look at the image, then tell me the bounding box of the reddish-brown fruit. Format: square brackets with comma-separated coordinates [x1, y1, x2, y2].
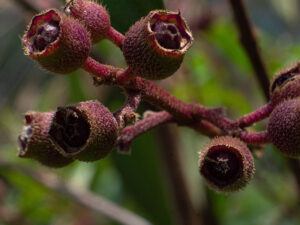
[49, 101, 118, 162]
[64, 0, 111, 44]
[268, 99, 300, 158]
[122, 10, 193, 80]
[198, 136, 254, 193]
[22, 8, 91, 74]
[18, 111, 74, 168]
[270, 62, 300, 106]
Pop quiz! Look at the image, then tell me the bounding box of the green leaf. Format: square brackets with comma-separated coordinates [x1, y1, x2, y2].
[111, 132, 175, 225]
[102, 0, 165, 34]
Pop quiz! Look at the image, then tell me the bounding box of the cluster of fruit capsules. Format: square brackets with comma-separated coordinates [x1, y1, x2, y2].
[22, 0, 193, 79]
[197, 62, 300, 193]
[19, 0, 194, 167]
[19, 0, 300, 193]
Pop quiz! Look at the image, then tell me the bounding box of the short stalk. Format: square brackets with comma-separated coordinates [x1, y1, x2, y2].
[238, 103, 274, 128]
[107, 27, 125, 48]
[117, 67, 136, 84]
[117, 111, 174, 153]
[82, 57, 120, 82]
[239, 130, 270, 144]
[114, 89, 141, 129]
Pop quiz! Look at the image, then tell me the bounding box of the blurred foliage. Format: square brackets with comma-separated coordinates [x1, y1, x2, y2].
[0, 0, 300, 225]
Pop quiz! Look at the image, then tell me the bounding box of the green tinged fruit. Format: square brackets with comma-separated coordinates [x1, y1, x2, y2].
[49, 101, 118, 162]
[123, 10, 193, 80]
[64, 0, 111, 44]
[198, 136, 254, 193]
[268, 99, 300, 158]
[22, 8, 91, 74]
[18, 111, 74, 168]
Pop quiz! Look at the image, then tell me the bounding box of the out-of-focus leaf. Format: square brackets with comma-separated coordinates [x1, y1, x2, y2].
[102, 0, 165, 34]
[67, 73, 87, 103]
[111, 132, 175, 225]
[206, 20, 253, 74]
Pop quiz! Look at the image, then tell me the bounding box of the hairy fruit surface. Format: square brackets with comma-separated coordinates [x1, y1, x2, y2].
[22, 8, 91, 74]
[64, 0, 110, 44]
[270, 62, 300, 106]
[198, 136, 254, 193]
[123, 10, 193, 80]
[18, 112, 74, 168]
[49, 101, 118, 162]
[268, 99, 300, 158]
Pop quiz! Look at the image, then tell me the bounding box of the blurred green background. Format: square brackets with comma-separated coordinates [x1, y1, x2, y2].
[0, 0, 300, 224]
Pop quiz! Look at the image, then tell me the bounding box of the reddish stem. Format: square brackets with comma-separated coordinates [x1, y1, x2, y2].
[114, 89, 141, 129]
[126, 77, 194, 122]
[117, 111, 174, 153]
[83, 57, 120, 81]
[239, 130, 270, 144]
[238, 103, 274, 128]
[83, 59, 227, 128]
[117, 67, 136, 84]
[191, 120, 222, 137]
[107, 27, 125, 48]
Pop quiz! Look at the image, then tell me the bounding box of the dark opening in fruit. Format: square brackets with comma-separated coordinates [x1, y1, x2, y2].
[49, 107, 90, 153]
[271, 73, 295, 93]
[150, 11, 192, 50]
[200, 145, 243, 188]
[24, 10, 61, 53]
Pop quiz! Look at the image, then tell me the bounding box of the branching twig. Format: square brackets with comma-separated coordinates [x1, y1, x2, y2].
[240, 130, 270, 144]
[237, 103, 274, 128]
[228, 0, 270, 100]
[118, 111, 174, 153]
[228, 0, 300, 198]
[114, 89, 141, 129]
[85, 58, 239, 134]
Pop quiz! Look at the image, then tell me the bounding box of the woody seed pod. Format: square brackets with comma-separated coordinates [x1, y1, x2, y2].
[123, 10, 193, 80]
[64, 0, 111, 44]
[267, 99, 300, 158]
[22, 8, 91, 74]
[49, 101, 118, 162]
[199, 136, 254, 193]
[270, 62, 300, 106]
[18, 111, 74, 168]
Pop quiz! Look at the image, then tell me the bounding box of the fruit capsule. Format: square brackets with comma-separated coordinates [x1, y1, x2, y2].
[122, 10, 193, 80]
[49, 101, 118, 162]
[199, 136, 254, 193]
[22, 8, 91, 74]
[267, 99, 300, 158]
[64, 0, 111, 44]
[18, 111, 74, 168]
[270, 62, 300, 106]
